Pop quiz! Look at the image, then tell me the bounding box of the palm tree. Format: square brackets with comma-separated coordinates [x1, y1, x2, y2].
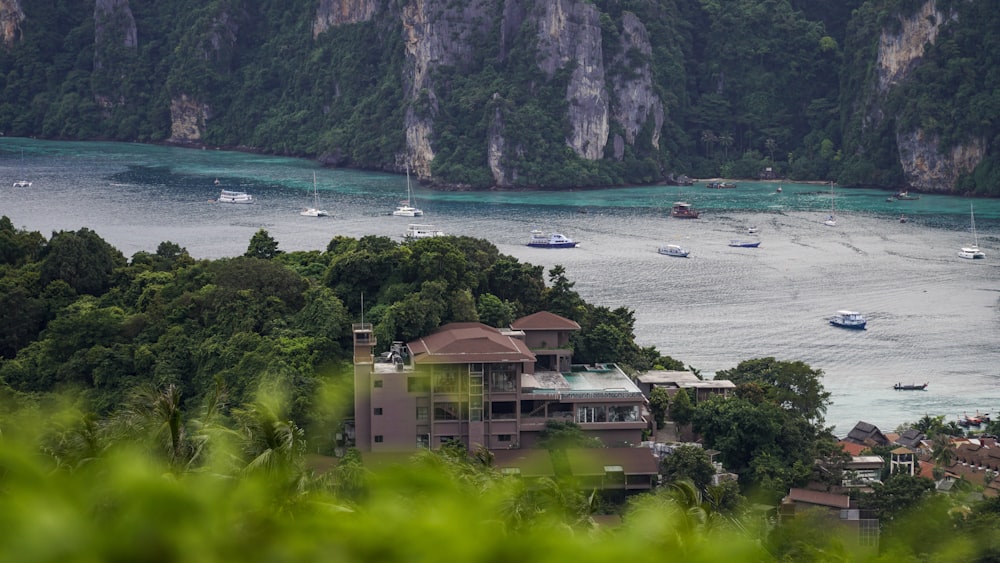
[719, 133, 734, 161]
[764, 138, 778, 163]
[930, 433, 955, 469]
[701, 130, 718, 158]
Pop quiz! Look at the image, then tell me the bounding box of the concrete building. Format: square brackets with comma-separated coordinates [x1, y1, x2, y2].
[353, 313, 648, 453]
[634, 370, 735, 403]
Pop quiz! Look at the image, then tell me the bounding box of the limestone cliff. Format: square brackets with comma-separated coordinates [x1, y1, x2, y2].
[872, 0, 983, 191]
[313, 0, 378, 37]
[92, 0, 137, 110]
[0, 0, 25, 49]
[609, 12, 663, 160]
[169, 94, 211, 143]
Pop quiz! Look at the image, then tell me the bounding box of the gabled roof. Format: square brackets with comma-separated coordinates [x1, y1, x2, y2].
[408, 322, 535, 365]
[784, 488, 851, 509]
[895, 428, 925, 449]
[843, 421, 890, 447]
[511, 311, 581, 331]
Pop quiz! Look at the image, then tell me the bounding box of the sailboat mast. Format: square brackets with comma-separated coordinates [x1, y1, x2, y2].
[972, 204, 978, 246]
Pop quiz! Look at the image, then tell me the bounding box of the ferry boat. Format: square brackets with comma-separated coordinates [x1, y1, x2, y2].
[404, 224, 445, 240]
[527, 230, 578, 248]
[218, 189, 254, 204]
[671, 202, 699, 219]
[657, 244, 690, 258]
[829, 310, 867, 329]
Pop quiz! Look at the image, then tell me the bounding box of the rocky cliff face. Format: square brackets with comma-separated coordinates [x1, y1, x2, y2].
[0, 0, 25, 49]
[874, 0, 983, 191]
[169, 94, 211, 143]
[609, 12, 663, 160]
[313, 0, 378, 37]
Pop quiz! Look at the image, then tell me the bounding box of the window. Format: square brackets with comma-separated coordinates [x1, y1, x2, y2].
[374, 407, 383, 416]
[440, 436, 455, 444]
[607, 405, 639, 422]
[577, 405, 606, 423]
[373, 379, 383, 388]
[416, 435, 429, 448]
[374, 435, 384, 443]
[489, 365, 517, 392]
[416, 406, 429, 421]
[497, 434, 512, 442]
[408, 376, 430, 393]
[490, 401, 517, 420]
[434, 402, 461, 421]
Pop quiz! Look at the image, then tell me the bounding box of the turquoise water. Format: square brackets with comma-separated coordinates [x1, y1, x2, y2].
[2, 137, 998, 435]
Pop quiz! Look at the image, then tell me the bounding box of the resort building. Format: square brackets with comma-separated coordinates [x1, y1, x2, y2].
[634, 370, 735, 403]
[352, 312, 648, 453]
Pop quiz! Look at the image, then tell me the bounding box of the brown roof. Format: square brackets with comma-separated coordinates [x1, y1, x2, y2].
[785, 488, 851, 509]
[564, 448, 659, 476]
[491, 449, 556, 477]
[839, 441, 868, 456]
[511, 311, 581, 331]
[408, 322, 535, 365]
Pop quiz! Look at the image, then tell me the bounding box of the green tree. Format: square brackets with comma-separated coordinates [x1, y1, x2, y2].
[245, 228, 281, 260]
[39, 228, 126, 296]
[715, 357, 830, 425]
[670, 388, 694, 427]
[661, 445, 716, 490]
[649, 387, 671, 428]
[476, 293, 515, 328]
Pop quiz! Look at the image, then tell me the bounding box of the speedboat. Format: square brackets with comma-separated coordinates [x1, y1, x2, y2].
[12, 180, 31, 188]
[658, 244, 689, 258]
[404, 224, 445, 240]
[830, 310, 866, 329]
[747, 226, 759, 234]
[671, 202, 699, 219]
[527, 230, 578, 248]
[728, 240, 761, 248]
[218, 189, 254, 204]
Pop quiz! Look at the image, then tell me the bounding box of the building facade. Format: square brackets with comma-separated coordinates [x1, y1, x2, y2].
[353, 313, 648, 452]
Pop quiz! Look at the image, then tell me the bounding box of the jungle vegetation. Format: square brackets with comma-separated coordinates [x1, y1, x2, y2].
[1, 0, 998, 194]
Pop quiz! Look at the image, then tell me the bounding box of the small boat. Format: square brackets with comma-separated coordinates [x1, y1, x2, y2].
[895, 190, 920, 200]
[776, 185, 782, 193]
[658, 244, 690, 258]
[958, 204, 985, 259]
[300, 172, 329, 217]
[728, 240, 761, 248]
[899, 215, 907, 223]
[393, 165, 423, 217]
[671, 202, 700, 219]
[12, 150, 31, 187]
[706, 181, 737, 189]
[404, 224, 445, 240]
[218, 189, 254, 204]
[893, 383, 927, 391]
[829, 310, 866, 329]
[823, 182, 837, 226]
[527, 230, 578, 248]
[747, 226, 759, 234]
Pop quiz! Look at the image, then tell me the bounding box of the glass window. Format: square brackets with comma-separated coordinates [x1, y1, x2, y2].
[498, 434, 512, 442]
[374, 435, 383, 443]
[373, 379, 383, 388]
[607, 405, 639, 422]
[407, 376, 430, 393]
[576, 405, 606, 423]
[374, 407, 383, 416]
[416, 406, 429, 421]
[434, 402, 459, 421]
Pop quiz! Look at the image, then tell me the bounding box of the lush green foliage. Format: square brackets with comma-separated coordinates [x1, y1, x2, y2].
[3, 1, 995, 190]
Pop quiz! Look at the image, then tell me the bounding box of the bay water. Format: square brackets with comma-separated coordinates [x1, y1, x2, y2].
[3, 138, 998, 435]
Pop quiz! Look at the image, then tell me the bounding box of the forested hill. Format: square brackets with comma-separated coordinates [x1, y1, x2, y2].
[1, 0, 998, 195]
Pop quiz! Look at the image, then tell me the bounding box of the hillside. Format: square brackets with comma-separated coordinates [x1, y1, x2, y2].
[0, 0, 997, 194]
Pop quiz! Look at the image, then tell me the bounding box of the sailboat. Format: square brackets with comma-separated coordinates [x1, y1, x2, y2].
[12, 150, 31, 187]
[823, 182, 837, 226]
[392, 165, 423, 217]
[958, 204, 985, 259]
[300, 172, 329, 217]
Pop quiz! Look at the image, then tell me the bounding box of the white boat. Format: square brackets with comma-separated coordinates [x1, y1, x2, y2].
[747, 226, 759, 234]
[657, 244, 689, 258]
[393, 166, 423, 217]
[404, 224, 445, 240]
[958, 204, 985, 259]
[300, 172, 329, 217]
[728, 240, 761, 248]
[823, 182, 837, 226]
[218, 189, 254, 204]
[12, 150, 31, 187]
[830, 310, 866, 329]
[526, 230, 578, 248]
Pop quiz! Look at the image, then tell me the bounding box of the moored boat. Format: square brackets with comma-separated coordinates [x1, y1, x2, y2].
[218, 189, 254, 204]
[706, 181, 737, 189]
[657, 244, 690, 258]
[404, 224, 445, 240]
[895, 190, 920, 200]
[893, 382, 927, 390]
[671, 202, 699, 219]
[527, 230, 578, 248]
[728, 240, 761, 248]
[830, 310, 866, 329]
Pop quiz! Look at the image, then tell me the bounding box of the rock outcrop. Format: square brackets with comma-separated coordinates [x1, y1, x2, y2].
[609, 12, 663, 160]
[0, 0, 25, 49]
[169, 95, 211, 143]
[313, 0, 378, 37]
[873, 0, 982, 191]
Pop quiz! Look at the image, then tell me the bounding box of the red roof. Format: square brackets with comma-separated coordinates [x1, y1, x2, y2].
[408, 322, 535, 365]
[511, 311, 581, 331]
[839, 441, 868, 456]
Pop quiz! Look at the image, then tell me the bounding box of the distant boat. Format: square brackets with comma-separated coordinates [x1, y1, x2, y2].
[527, 230, 578, 248]
[893, 382, 927, 391]
[393, 165, 423, 217]
[657, 244, 690, 258]
[958, 204, 985, 259]
[775, 185, 782, 193]
[218, 189, 254, 204]
[12, 150, 31, 187]
[671, 201, 699, 219]
[829, 310, 866, 329]
[728, 240, 761, 248]
[823, 182, 837, 226]
[747, 226, 759, 234]
[895, 190, 920, 200]
[300, 172, 329, 217]
[706, 181, 737, 189]
[404, 224, 445, 240]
